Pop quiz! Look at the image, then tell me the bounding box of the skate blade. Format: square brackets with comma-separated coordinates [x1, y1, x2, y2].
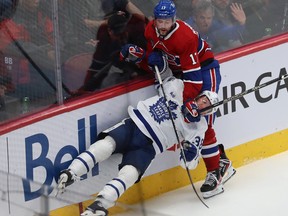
[202, 184, 224, 199]
[54, 176, 66, 197]
[81, 210, 106, 216]
[222, 167, 236, 184]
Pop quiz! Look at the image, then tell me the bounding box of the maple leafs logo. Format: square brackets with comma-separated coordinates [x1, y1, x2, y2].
[149, 97, 178, 124]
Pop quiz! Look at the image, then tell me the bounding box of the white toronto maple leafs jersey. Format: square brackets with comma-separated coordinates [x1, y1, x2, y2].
[128, 77, 208, 154]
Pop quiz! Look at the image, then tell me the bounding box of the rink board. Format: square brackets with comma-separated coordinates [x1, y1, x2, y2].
[50, 129, 288, 216]
[0, 36, 287, 216]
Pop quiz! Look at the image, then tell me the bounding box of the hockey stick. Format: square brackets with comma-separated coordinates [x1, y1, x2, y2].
[199, 73, 288, 114]
[154, 66, 209, 208]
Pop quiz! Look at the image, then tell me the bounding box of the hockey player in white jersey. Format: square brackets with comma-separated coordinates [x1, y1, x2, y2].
[57, 75, 220, 216]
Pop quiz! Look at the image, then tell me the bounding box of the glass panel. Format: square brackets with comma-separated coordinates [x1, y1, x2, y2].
[0, 0, 288, 124]
[59, 0, 156, 97]
[0, 0, 56, 122]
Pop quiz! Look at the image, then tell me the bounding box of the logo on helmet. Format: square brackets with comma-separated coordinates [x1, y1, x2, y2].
[154, 0, 176, 20]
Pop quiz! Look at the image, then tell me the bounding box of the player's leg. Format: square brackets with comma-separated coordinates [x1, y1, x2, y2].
[82, 123, 155, 215]
[200, 63, 235, 198]
[57, 135, 116, 192]
[81, 165, 139, 216]
[219, 143, 236, 184]
[200, 124, 224, 199]
[57, 118, 133, 192]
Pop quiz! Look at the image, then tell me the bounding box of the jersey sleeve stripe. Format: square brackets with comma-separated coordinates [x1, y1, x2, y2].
[210, 68, 217, 92]
[197, 37, 204, 53]
[183, 79, 203, 84]
[132, 109, 164, 153]
[76, 156, 90, 173]
[183, 66, 201, 73]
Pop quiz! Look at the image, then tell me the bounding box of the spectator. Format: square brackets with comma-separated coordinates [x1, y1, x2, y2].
[0, 0, 15, 22]
[58, 0, 102, 47]
[77, 11, 148, 93]
[212, 0, 246, 26]
[185, 0, 246, 52]
[12, 0, 54, 54]
[62, 0, 147, 46]
[0, 51, 14, 94]
[186, 0, 221, 51]
[0, 50, 13, 114]
[100, 0, 145, 17]
[211, 0, 247, 48]
[0, 0, 56, 100]
[240, 0, 288, 42]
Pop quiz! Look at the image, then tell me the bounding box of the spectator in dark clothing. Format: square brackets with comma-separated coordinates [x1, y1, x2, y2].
[62, 0, 146, 45]
[240, 0, 288, 43]
[0, 0, 15, 22]
[77, 11, 148, 93]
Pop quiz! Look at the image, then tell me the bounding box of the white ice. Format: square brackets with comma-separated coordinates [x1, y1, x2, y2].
[115, 150, 288, 216]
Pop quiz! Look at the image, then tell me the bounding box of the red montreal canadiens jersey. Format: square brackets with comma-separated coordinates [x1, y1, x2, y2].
[144, 20, 214, 101]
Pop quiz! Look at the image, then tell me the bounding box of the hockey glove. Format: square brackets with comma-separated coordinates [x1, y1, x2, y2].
[180, 141, 199, 170]
[120, 44, 145, 63]
[181, 100, 201, 123]
[148, 51, 168, 74]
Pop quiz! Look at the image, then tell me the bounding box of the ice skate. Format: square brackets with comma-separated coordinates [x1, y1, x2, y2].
[81, 199, 108, 216]
[57, 169, 77, 194]
[219, 158, 236, 184]
[200, 169, 224, 199]
[218, 144, 236, 184]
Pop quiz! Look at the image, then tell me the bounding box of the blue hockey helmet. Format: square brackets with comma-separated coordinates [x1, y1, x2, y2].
[154, 0, 176, 20]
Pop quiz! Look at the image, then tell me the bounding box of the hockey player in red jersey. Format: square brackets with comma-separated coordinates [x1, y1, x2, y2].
[120, 0, 236, 198]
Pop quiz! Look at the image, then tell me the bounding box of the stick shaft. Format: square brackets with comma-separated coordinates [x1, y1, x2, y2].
[155, 66, 209, 208]
[199, 73, 288, 113]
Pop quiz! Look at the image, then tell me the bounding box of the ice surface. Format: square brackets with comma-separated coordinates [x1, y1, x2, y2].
[115, 151, 288, 216]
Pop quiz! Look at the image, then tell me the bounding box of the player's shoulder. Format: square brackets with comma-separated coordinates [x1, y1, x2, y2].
[164, 20, 198, 48]
[175, 20, 199, 39]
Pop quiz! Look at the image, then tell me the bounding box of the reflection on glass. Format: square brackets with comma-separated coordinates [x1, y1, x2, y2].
[0, 0, 287, 124]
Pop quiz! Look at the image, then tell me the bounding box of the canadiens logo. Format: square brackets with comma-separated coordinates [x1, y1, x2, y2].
[149, 97, 178, 124]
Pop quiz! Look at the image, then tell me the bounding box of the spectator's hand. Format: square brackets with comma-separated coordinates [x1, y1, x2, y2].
[85, 39, 98, 47]
[148, 51, 167, 74]
[0, 85, 6, 96]
[180, 141, 199, 170]
[120, 44, 145, 63]
[181, 100, 201, 123]
[83, 19, 104, 28]
[230, 3, 246, 25]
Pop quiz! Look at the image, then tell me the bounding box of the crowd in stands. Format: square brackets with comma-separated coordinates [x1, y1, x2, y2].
[0, 0, 287, 122]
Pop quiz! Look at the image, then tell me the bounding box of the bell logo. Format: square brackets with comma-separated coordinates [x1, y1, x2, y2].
[23, 115, 98, 201]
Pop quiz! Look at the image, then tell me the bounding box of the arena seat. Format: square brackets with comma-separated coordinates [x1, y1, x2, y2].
[63, 52, 93, 91]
